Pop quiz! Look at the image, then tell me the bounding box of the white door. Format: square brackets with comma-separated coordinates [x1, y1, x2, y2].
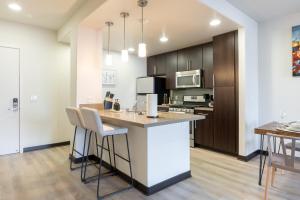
[0, 46, 20, 155]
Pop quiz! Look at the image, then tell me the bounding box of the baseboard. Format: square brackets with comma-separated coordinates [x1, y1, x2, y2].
[23, 141, 70, 152]
[70, 154, 191, 195]
[238, 150, 268, 162]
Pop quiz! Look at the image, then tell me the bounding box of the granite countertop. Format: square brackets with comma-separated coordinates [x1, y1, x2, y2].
[98, 109, 205, 128]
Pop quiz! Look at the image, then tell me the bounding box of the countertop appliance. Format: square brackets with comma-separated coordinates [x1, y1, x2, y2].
[176, 69, 202, 88]
[168, 95, 209, 147]
[136, 77, 166, 112]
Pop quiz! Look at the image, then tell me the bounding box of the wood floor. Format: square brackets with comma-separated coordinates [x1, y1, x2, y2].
[0, 146, 299, 200]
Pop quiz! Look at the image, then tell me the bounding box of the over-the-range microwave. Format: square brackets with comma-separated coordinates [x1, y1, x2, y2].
[176, 69, 202, 88]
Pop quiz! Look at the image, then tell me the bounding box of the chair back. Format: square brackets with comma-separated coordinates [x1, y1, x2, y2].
[80, 107, 105, 137]
[267, 133, 300, 173]
[65, 107, 85, 128]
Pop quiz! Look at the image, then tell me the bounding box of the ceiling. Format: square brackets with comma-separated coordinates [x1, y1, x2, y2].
[226, 0, 300, 22]
[82, 0, 239, 56]
[0, 0, 85, 30]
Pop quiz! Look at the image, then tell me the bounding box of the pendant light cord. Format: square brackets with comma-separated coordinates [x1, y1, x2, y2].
[123, 15, 126, 49]
[141, 6, 144, 43]
[108, 24, 110, 55]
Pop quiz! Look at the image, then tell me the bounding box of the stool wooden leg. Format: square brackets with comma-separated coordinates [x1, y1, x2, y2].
[264, 166, 271, 200]
[271, 167, 275, 187]
[70, 126, 77, 171]
[97, 136, 105, 200]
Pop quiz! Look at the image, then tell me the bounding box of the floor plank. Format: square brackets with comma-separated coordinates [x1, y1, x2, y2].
[0, 146, 299, 200]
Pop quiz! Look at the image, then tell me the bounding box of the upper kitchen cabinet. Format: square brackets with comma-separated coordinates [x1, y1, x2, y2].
[213, 31, 237, 87]
[177, 46, 203, 71]
[165, 51, 178, 89]
[188, 46, 203, 70]
[147, 56, 156, 76]
[147, 54, 166, 76]
[202, 43, 213, 89]
[177, 48, 190, 72]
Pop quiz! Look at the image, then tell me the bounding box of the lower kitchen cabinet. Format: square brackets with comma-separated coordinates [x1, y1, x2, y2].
[213, 86, 237, 154]
[194, 110, 214, 148]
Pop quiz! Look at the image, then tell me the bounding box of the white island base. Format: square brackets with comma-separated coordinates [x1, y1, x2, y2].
[72, 110, 204, 195]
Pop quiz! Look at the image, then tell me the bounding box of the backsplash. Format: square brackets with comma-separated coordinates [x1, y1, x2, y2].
[170, 88, 213, 103]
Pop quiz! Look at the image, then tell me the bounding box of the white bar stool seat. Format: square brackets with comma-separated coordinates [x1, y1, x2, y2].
[80, 107, 133, 200]
[102, 124, 128, 135]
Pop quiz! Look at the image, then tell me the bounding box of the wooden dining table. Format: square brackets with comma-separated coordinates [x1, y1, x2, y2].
[254, 121, 300, 185]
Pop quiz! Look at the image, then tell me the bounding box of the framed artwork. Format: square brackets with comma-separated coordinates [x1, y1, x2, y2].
[102, 69, 117, 85]
[292, 25, 300, 76]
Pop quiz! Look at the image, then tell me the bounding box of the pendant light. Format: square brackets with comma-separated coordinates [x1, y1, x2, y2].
[120, 12, 129, 62]
[138, 0, 148, 58]
[105, 21, 113, 66]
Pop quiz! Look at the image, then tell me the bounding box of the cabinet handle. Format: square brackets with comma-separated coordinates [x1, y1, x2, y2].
[154, 66, 157, 75]
[186, 61, 189, 71]
[194, 121, 197, 128]
[189, 60, 192, 70]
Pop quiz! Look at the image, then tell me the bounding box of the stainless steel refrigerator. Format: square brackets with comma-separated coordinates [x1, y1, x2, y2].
[136, 77, 167, 112]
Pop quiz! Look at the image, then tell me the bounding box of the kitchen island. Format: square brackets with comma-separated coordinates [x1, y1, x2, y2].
[73, 108, 205, 195]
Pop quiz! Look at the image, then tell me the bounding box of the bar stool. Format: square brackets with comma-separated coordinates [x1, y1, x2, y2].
[65, 107, 98, 182]
[80, 107, 133, 200]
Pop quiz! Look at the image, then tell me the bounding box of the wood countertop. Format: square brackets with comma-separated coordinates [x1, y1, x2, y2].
[97, 109, 205, 128]
[255, 121, 300, 138]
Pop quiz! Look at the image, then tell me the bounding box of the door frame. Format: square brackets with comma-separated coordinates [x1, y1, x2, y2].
[0, 45, 21, 154]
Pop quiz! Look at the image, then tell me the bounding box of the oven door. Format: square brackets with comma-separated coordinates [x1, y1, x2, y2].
[176, 70, 201, 88]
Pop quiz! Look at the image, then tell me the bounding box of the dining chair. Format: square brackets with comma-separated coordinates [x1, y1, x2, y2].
[264, 133, 300, 200]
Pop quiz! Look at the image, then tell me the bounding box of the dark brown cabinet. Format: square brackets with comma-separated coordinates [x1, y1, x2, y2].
[213, 86, 236, 154]
[147, 54, 166, 76]
[177, 48, 190, 71]
[177, 46, 202, 71]
[188, 46, 203, 70]
[194, 110, 214, 148]
[147, 56, 156, 76]
[212, 31, 238, 155]
[202, 43, 213, 89]
[213, 32, 236, 87]
[165, 51, 178, 89]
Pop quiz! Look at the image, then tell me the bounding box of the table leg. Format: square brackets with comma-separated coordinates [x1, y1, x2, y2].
[259, 134, 265, 185]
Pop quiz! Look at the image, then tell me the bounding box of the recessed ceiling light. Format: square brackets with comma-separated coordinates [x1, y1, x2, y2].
[128, 47, 135, 52]
[8, 3, 22, 11]
[160, 36, 168, 43]
[210, 19, 221, 26]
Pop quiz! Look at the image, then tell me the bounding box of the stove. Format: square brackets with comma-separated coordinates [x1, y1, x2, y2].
[168, 95, 210, 147]
[169, 95, 209, 114]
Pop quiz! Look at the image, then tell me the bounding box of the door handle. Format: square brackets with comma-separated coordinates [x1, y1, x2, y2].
[9, 98, 19, 112]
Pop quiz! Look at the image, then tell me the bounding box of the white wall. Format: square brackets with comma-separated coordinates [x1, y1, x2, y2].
[259, 13, 300, 124]
[102, 50, 147, 109]
[0, 20, 72, 149]
[75, 26, 102, 105]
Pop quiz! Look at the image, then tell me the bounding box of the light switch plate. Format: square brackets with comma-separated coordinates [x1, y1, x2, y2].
[30, 95, 38, 102]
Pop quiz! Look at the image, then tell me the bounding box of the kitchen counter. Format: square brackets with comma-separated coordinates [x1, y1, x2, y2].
[98, 109, 204, 128]
[194, 107, 214, 111]
[73, 105, 205, 196]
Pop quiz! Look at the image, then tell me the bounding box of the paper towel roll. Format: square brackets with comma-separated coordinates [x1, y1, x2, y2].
[146, 94, 158, 118]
